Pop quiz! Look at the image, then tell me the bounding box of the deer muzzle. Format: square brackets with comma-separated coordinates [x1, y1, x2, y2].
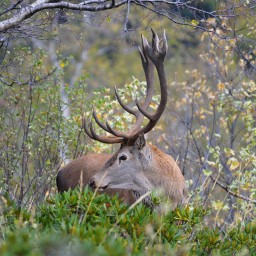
[89, 177, 108, 191]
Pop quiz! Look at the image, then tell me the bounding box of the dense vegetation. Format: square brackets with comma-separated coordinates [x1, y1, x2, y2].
[0, 0, 255, 255]
[1, 188, 255, 255]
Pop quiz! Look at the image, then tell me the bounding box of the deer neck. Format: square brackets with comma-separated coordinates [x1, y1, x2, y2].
[130, 143, 156, 208]
[132, 190, 155, 209]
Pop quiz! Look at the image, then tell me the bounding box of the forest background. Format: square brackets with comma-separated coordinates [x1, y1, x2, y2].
[0, 0, 255, 255]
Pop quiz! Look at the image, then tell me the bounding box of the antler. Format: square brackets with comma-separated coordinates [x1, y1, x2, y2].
[84, 29, 168, 145]
[129, 29, 168, 139]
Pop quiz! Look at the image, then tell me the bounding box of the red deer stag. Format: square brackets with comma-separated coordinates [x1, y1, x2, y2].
[57, 30, 185, 209]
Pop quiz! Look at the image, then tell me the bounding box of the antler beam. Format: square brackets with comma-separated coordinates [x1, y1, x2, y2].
[84, 29, 168, 145]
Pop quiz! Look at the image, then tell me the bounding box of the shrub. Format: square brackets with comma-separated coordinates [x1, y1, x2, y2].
[1, 188, 255, 255]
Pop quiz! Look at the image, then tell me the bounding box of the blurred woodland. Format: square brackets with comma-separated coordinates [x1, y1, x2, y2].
[0, 0, 255, 255]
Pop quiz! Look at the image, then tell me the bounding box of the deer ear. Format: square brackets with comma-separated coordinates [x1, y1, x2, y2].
[135, 134, 146, 150]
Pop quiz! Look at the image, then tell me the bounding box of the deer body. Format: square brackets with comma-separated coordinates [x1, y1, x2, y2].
[56, 30, 186, 209]
[57, 154, 111, 192]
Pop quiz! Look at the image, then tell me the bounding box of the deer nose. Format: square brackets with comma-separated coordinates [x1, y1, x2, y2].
[89, 178, 96, 189]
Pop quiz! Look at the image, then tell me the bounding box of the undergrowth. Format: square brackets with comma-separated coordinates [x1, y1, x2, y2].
[0, 188, 255, 256]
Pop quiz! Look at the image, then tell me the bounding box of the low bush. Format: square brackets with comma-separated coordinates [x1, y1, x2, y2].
[0, 188, 255, 255]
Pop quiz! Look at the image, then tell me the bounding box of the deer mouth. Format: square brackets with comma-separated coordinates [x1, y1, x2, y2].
[98, 184, 108, 191]
[89, 179, 108, 191]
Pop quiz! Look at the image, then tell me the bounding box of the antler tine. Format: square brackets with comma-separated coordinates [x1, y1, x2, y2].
[92, 107, 129, 142]
[114, 87, 137, 116]
[92, 107, 110, 132]
[160, 30, 168, 53]
[93, 104, 132, 139]
[138, 35, 155, 109]
[89, 118, 123, 144]
[105, 120, 130, 139]
[83, 117, 94, 140]
[135, 97, 153, 120]
[151, 28, 160, 52]
[83, 110, 123, 144]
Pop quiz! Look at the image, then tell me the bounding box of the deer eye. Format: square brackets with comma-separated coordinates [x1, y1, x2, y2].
[118, 154, 127, 164]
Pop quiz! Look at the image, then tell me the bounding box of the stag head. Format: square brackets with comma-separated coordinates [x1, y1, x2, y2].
[85, 30, 170, 204]
[90, 134, 152, 190]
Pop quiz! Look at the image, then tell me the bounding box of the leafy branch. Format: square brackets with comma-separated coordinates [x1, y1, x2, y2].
[210, 175, 256, 205]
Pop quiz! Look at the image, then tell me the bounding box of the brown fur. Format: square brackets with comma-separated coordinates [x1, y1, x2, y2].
[150, 145, 185, 208]
[56, 153, 136, 205]
[87, 140, 186, 209]
[57, 143, 186, 208]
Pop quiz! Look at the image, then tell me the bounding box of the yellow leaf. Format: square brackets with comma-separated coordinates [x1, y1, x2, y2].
[201, 125, 207, 134]
[224, 148, 235, 157]
[207, 161, 217, 167]
[217, 83, 225, 90]
[212, 200, 224, 211]
[195, 91, 201, 98]
[191, 20, 199, 26]
[227, 157, 240, 171]
[206, 18, 216, 26]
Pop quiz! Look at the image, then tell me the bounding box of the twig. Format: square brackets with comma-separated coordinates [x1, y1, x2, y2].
[210, 175, 256, 204]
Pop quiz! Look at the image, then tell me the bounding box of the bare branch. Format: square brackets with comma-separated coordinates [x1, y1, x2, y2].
[210, 175, 256, 204]
[0, 0, 252, 38]
[0, 0, 24, 17]
[0, 0, 127, 32]
[123, 0, 131, 33]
